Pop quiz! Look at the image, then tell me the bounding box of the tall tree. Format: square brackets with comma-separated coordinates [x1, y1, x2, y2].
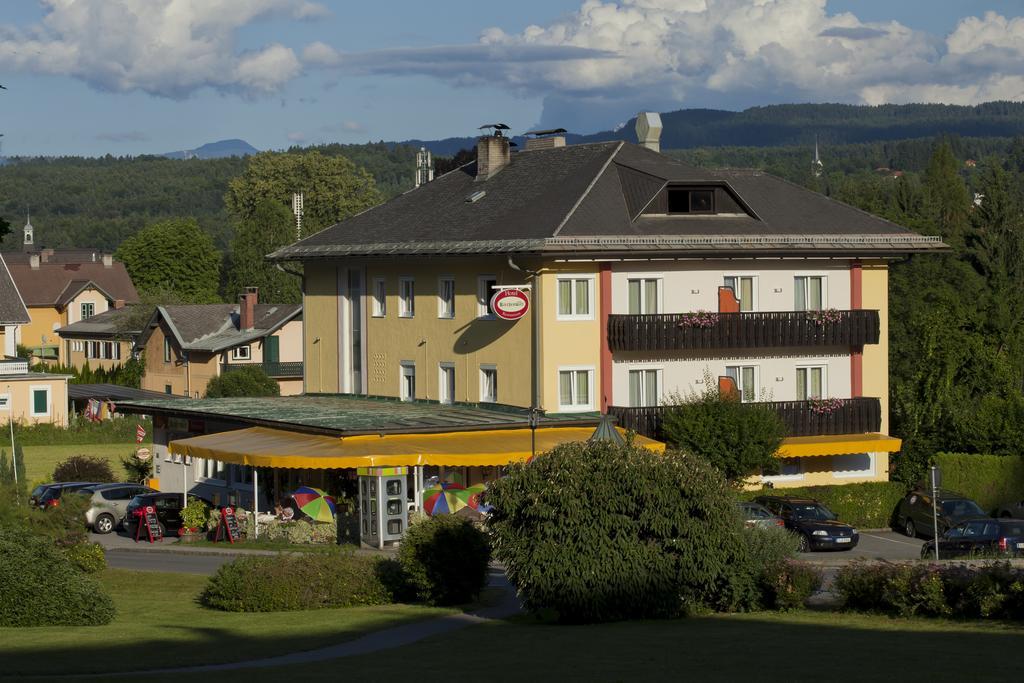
[224, 199, 301, 304]
[224, 151, 383, 239]
[923, 141, 971, 243]
[115, 218, 222, 303]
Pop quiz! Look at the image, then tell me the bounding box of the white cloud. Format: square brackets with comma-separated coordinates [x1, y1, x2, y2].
[0, 0, 323, 98]
[287, 131, 307, 142]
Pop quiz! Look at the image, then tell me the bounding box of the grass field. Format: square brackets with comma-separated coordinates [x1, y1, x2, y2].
[0, 569, 452, 678]
[19, 442, 139, 484]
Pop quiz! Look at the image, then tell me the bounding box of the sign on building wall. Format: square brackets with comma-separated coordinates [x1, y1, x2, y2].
[490, 288, 530, 321]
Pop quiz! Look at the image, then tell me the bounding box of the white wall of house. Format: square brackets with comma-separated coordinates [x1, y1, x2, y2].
[67, 289, 110, 324]
[610, 259, 853, 313]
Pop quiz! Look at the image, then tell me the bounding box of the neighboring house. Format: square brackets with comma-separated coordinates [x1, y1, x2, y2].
[3, 246, 139, 364]
[134, 288, 302, 398]
[0, 357, 71, 427]
[56, 304, 144, 371]
[0, 252, 30, 358]
[268, 118, 946, 487]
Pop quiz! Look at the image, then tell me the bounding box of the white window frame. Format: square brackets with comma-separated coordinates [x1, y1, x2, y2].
[479, 364, 498, 403]
[794, 274, 828, 312]
[399, 277, 415, 318]
[627, 367, 662, 407]
[477, 275, 497, 319]
[438, 362, 455, 405]
[723, 274, 758, 312]
[762, 457, 805, 484]
[556, 275, 596, 321]
[557, 366, 595, 412]
[29, 385, 51, 418]
[400, 361, 416, 401]
[372, 278, 386, 317]
[0, 393, 9, 411]
[832, 452, 877, 479]
[795, 364, 828, 401]
[231, 345, 251, 361]
[163, 337, 172, 363]
[438, 276, 456, 319]
[725, 364, 759, 403]
[626, 277, 662, 315]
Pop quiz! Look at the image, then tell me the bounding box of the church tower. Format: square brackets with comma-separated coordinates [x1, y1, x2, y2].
[22, 209, 33, 251]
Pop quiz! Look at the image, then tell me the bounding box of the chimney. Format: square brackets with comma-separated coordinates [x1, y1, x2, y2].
[101, 253, 113, 268]
[475, 124, 511, 181]
[635, 112, 663, 152]
[113, 299, 125, 310]
[524, 128, 567, 152]
[41, 248, 54, 263]
[239, 287, 258, 331]
[29, 253, 40, 269]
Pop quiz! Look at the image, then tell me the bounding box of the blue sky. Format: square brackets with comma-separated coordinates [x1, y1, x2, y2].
[1, 0, 1023, 157]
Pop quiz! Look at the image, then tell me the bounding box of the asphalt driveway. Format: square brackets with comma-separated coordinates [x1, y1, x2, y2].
[799, 529, 924, 563]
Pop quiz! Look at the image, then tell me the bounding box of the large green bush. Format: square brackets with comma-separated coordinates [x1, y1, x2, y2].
[64, 542, 107, 574]
[200, 552, 393, 612]
[487, 440, 769, 623]
[836, 561, 1024, 620]
[0, 528, 115, 626]
[933, 453, 1024, 512]
[205, 366, 280, 398]
[398, 515, 490, 606]
[741, 481, 907, 529]
[52, 455, 116, 484]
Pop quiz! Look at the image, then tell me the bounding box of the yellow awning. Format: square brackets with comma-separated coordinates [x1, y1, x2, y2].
[777, 433, 901, 458]
[169, 425, 666, 469]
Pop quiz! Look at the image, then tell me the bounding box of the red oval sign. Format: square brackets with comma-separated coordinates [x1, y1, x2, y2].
[145, 506, 155, 514]
[490, 289, 530, 321]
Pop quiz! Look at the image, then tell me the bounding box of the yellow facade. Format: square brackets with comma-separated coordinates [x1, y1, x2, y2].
[140, 323, 219, 398]
[0, 374, 70, 426]
[860, 260, 891, 480]
[21, 306, 63, 360]
[65, 339, 134, 371]
[304, 263, 341, 394]
[537, 264, 601, 413]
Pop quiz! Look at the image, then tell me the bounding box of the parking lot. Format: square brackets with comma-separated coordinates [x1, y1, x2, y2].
[799, 529, 924, 563]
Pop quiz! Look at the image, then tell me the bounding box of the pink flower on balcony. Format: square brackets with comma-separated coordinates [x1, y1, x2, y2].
[807, 308, 844, 325]
[808, 397, 845, 414]
[677, 310, 719, 328]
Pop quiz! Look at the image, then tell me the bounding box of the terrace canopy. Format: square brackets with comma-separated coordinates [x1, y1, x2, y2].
[169, 424, 665, 469]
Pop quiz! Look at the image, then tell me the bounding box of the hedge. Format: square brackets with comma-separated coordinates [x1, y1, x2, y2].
[12, 417, 152, 446]
[932, 453, 1024, 513]
[741, 481, 907, 529]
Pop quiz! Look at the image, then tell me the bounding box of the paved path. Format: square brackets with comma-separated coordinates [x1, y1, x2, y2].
[799, 530, 924, 565]
[105, 548, 238, 574]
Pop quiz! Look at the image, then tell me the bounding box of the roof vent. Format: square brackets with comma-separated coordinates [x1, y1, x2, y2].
[523, 128, 567, 152]
[465, 190, 486, 203]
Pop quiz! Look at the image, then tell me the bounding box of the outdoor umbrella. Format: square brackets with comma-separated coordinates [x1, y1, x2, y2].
[455, 483, 493, 513]
[289, 486, 336, 523]
[422, 482, 467, 516]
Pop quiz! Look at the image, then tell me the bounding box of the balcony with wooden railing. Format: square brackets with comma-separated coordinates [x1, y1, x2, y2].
[607, 309, 880, 352]
[608, 397, 882, 439]
[221, 361, 304, 379]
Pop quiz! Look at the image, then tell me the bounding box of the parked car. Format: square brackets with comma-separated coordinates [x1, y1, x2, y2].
[82, 483, 156, 534]
[738, 502, 785, 529]
[921, 518, 1024, 559]
[754, 495, 859, 552]
[125, 492, 189, 537]
[31, 482, 100, 509]
[895, 489, 989, 538]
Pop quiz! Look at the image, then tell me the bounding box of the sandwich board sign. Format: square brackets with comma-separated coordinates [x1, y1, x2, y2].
[215, 506, 242, 544]
[134, 505, 163, 543]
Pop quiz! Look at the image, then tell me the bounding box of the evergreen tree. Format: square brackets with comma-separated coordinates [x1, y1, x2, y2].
[923, 141, 971, 243]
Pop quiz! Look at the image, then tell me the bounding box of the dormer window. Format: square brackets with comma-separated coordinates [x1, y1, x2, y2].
[667, 188, 714, 214]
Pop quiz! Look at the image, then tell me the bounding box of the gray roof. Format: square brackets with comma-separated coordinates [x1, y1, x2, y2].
[57, 305, 143, 339]
[270, 141, 945, 260]
[137, 303, 302, 354]
[0, 253, 30, 325]
[116, 394, 600, 437]
[68, 383, 179, 403]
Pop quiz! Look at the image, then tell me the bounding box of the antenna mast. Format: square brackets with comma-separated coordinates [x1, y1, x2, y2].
[292, 192, 304, 239]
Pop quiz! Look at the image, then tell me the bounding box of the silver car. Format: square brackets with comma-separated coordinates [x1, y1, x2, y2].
[83, 483, 155, 534]
[738, 502, 786, 530]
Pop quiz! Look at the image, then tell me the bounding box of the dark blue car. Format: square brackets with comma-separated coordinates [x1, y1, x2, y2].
[921, 518, 1024, 559]
[754, 496, 859, 552]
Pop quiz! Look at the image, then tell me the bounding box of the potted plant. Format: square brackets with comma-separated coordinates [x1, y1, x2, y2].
[178, 497, 209, 542]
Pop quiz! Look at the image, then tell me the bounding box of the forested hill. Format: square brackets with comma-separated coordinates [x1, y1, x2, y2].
[401, 101, 1024, 155]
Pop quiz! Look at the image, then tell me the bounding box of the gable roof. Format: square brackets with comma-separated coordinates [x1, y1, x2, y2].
[136, 303, 302, 354]
[56, 305, 144, 339]
[0, 253, 30, 325]
[6, 259, 139, 308]
[269, 141, 945, 261]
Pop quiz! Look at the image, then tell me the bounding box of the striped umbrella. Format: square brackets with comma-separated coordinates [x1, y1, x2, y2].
[422, 482, 467, 516]
[290, 486, 336, 523]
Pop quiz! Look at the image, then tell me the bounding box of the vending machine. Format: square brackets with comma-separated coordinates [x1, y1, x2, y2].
[357, 466, 409, 549]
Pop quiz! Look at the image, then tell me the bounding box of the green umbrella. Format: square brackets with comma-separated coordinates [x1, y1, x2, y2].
[290, 486, 336, 523]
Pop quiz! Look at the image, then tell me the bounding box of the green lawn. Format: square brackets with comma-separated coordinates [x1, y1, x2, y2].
[0, 569, 453, 677]
[151, 608, 1024, 682]
[20, 442, 139, 484]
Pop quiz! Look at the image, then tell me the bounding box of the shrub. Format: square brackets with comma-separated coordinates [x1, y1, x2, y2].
[205, 366, 280, 398]
[0, 528, 115, 626]
[180, 497, 208, 531]
[398, 514, 490, 606]
[932, 453, 1024, 513]
[13, 417, 152, 446]
[487, 440, 763, 623]
[52, 455, 116, 484]
[740, 481, 907, 529]
[120, 451, 152, 484]
[260, 518, 338, 544]
[835, 561, 1024, 620]
[0, 447, 26, 488]
[64, 542, 107, 573]
[200, 552, 393, 612]
[660, 380, 785, 483]
[742, 526, 820, 610]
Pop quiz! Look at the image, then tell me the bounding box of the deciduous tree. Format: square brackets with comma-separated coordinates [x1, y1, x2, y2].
[115, 218, 222, 303]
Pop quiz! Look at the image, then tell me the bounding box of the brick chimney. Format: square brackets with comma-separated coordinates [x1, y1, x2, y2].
[113, 299, 125, 310]
[476, 134, 511, 182]
[239, 287, 258, 330]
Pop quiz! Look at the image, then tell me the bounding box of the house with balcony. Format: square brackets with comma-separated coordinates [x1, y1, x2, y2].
[134, 288, 303, 398]
[267, 116, 944, 487]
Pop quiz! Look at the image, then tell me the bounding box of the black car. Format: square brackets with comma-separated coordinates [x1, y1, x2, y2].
[896, 489, 989, 538]
[125, 492, 186, 537]
[921, 518, 1024, 559]
[754, 496, 859, 552]
[30, 482, 100, 509]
